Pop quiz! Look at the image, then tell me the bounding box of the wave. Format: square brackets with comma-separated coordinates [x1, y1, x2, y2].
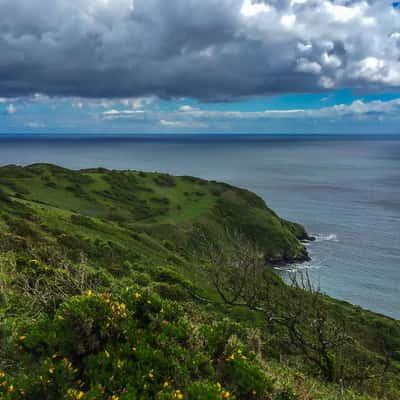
[274, 263, 324, 273]
[313, 233, 338, 242]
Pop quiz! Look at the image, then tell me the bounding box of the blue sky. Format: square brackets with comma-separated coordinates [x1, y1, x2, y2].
[1, 0, 400, 134]
[2, 90, 400, 134]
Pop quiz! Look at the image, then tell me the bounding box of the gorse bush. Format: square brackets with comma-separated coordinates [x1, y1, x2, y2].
[0, 287, 282, 400]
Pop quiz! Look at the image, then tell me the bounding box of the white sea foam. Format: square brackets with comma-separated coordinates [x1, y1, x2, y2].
[274, 263, 324, 273]
[313, 233, 338, 242]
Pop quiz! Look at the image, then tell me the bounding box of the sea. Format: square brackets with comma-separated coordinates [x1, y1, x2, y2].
[0, 134, 399, 319]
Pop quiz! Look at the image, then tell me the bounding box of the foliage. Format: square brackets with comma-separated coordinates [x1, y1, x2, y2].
[0, 164, 398, 400]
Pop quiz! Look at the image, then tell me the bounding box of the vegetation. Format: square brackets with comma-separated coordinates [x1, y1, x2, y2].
[0, 164, 398, 399]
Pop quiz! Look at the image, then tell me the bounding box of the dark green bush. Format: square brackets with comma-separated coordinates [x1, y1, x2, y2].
[153, 282, 190, 301]
[221, 348, 274, 399]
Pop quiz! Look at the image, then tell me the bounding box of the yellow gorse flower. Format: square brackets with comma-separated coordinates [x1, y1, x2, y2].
[76, 391, 85, 399]
[173, 389, 183, 399]
[135, 292, 142, 299]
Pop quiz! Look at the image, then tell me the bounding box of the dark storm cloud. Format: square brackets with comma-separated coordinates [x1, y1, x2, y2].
[0, 0, 399, 100]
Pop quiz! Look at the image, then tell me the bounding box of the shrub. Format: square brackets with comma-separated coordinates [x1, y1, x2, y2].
[0, 187, 12, 203]
[221, 348, 274, 399]
[153, 175, 176, 187]
[186, 382, 230, 400]
[153, 282, 190, 301]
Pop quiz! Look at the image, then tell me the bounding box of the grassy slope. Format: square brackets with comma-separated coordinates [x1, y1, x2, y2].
[0, 164, 308, 267]
[0, 164, 399, 400]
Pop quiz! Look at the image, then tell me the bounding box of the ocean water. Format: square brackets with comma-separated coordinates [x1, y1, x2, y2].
[0, 134, 399, 319]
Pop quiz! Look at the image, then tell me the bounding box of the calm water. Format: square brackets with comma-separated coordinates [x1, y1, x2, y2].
[0, 134, 399, 319]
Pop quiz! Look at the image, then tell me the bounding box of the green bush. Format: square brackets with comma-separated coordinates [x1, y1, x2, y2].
[153, 282, 190, 301]
[221, 348, 274, 399]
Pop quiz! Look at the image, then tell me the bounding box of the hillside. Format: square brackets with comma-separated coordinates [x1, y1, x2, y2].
[0, 164, 399, 400]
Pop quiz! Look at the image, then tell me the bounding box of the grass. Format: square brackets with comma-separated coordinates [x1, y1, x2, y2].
[0, 164, 398, 400]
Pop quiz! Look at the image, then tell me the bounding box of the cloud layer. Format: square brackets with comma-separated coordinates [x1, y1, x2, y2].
[0, 0, 399, 100]
[102, 98, 400, 126]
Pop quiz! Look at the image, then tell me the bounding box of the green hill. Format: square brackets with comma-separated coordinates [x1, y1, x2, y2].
[0, 164, 399, 400]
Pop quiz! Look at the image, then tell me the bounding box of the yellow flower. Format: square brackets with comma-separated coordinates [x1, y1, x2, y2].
[49, 367, 55, 374]
[241, 355, 247, 360]
[104, 350, 110, 358]
[120, 303, 126, 310]
[19, 335, 26, 341]
[227, 353, 235, 361]
[252, 389, 257, 395]
[163, 381, 170, 388]
[148, 369, 154, 379]
[87, 289, 92, 298]
[8, 384, 14, 394]
[0, 371, 5, 378]
[132, 347, 137, 352]
[147, 300, 152, 304]
[111, 395, 119, 400]
[76, 391, 85, 399]
[222, 390, 230, 398]
[216, 382, 222, 391]
[173, 389, 183, 399]
[135, 292, 142, 299]
[117, 360, 124, 369]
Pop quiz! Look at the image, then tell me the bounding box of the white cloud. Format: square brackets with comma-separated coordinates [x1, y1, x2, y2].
[25, 121, 47, 129]
[280, 14, 296, 29]
[6, 104, 16, 114]
[102, 109, 145, 120]
[319, 76, 335, 89]
[241, 0, 272, 18]
[323, 1, 365, 23]
[296, 58, 322, 74]
[321, 53, 342, 69]
[102, 98, 400, 127]
[351, 57, 400, 87]
[178, 105, 199, 112]
[297, 42, 312, 53]
[159, 119, 207, 128]
[73, 101, 84, 109]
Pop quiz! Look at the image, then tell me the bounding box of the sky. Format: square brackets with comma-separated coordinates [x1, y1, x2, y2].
[0, 0, 400, 134]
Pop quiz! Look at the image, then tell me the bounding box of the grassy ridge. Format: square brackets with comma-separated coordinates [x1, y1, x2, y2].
[0, 164, 399, 400]
[0, 164, 308, 267]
